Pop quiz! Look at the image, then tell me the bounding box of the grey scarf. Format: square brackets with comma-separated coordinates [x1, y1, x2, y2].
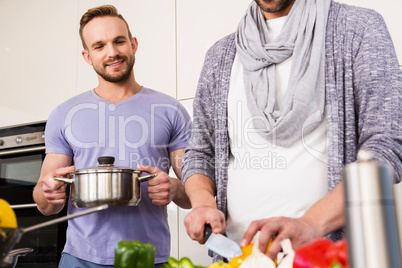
[235, 0, 331, 147]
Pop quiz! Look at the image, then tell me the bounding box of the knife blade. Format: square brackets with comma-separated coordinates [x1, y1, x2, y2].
[203, 224, 243, 259]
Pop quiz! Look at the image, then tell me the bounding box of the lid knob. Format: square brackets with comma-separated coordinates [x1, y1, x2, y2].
[98, 156, 115, 166]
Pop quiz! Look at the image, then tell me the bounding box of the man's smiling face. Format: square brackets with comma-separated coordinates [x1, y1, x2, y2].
[82, 16, 136, 83]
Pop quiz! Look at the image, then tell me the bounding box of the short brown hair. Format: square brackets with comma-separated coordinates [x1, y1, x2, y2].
[79, 5, 133, 49]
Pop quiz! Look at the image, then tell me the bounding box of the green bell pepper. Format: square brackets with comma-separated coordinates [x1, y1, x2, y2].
[115, 240, 156, 268]
[163, 257, 206, 268]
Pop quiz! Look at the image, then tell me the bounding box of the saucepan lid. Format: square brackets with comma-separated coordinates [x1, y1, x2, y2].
[70, 156, 141, 176]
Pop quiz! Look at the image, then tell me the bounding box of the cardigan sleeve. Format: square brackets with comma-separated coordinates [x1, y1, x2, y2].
[181, 43, 220, 185]
[351, 9, 402, 181]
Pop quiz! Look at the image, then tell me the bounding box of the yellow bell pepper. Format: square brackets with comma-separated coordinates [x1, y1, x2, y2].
[0, 199, 17, 228]
[228, 241, 277, 268]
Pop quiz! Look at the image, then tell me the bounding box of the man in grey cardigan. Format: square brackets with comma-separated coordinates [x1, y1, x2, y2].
[181, 0, 402, 262]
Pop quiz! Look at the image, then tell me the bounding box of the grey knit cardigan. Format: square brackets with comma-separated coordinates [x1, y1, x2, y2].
[182, 1, 402, 241]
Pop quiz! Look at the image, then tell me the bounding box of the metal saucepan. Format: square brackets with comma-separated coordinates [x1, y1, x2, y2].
[54, 156, 156, 208]
[0, 204, 108, 267]
[0, 248, 33, 268]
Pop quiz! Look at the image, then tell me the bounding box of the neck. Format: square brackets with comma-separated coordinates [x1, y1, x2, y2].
[95, 75, 142, 103]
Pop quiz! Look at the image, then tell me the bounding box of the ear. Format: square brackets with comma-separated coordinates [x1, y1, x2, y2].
[131, 37, 138, 54]
[82, 50, 93, 66]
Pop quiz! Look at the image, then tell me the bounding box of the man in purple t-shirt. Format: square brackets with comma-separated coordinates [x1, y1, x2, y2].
[33, 5, 191, 268]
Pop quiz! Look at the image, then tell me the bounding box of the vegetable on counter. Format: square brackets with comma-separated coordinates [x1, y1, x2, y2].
[228, 242, 254, 268]
[207, 260, 231, 268]
[114, 240, 156, 268]
[0, 199, 18, 243]
[229, 240, 280, 268]
[324, 239, 348, 267]
[163, 256, 206, 268]
[293, 238, 349, 268]
[0, 199, 17, 229]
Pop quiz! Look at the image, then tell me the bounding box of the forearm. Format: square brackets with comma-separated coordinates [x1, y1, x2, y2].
[171, 177, 191, 209]
[184, 174, 217, 209]
[302, 182, 345, 236]
[168, 148, 191, 209]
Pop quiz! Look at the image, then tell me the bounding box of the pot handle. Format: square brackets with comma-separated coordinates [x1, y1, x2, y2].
[22, 204, 108, 233]
[54, 177, 74, 184]
[138, 174, 157, 183]
[7, 248, 33, 257]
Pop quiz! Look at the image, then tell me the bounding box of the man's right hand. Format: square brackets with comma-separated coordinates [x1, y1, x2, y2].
[183, 206, 226, 244]
[183, 174, 224, 244]
[33, 153, 74, 216]
[42, 166, 75, 205]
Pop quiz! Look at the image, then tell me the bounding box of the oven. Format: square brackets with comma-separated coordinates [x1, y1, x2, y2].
[0, 121, 67, 267]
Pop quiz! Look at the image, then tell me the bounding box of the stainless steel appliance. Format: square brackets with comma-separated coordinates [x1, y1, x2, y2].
[343, 150, 401, 268]
[0, 121, 67, 268]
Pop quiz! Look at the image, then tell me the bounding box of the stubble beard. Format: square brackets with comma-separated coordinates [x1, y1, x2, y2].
[254, 0, 295, 13]
[94, 55, 135, 83]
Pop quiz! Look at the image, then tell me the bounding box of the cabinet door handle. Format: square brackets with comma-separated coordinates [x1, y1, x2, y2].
[10, 203, 38, 209]
[0, 145, 45, 156]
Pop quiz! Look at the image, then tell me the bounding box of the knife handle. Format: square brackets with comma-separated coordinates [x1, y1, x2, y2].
[203, 224, 213, 241]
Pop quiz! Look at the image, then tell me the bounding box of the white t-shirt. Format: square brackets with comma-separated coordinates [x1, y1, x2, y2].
[226, 16, 328, 244]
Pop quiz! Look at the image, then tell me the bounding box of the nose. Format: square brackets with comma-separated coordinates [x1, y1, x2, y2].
[106, 44, 119, 58]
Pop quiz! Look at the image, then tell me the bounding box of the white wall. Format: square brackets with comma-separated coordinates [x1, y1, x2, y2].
[1, 0, 401, 266]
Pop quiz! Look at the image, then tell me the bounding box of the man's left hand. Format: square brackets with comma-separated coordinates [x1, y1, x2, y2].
[241, 216, 321, 261]
[137, 165, 173, 206]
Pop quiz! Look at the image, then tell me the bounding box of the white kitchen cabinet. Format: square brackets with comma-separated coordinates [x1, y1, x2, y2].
[76, 0, 177, 99]
[0, 0, 79, 127]
[179, 98, 194, 118]
[168, 202, 179, 259]
[0, 0, 177, 128]
[176, 0, 251, 101]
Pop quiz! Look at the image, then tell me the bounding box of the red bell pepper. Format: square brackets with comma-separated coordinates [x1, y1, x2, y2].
[324, 239, 348, 267]
[293, 238, 333, 268]
[293, 238, 349, 268]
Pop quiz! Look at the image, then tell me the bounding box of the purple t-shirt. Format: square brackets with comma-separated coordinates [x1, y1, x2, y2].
[45, 88, 191, 265]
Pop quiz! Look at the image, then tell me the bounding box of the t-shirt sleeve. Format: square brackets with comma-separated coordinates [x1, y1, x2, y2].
[45, 107, 73, 156]
[168, 102, 192, 152]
